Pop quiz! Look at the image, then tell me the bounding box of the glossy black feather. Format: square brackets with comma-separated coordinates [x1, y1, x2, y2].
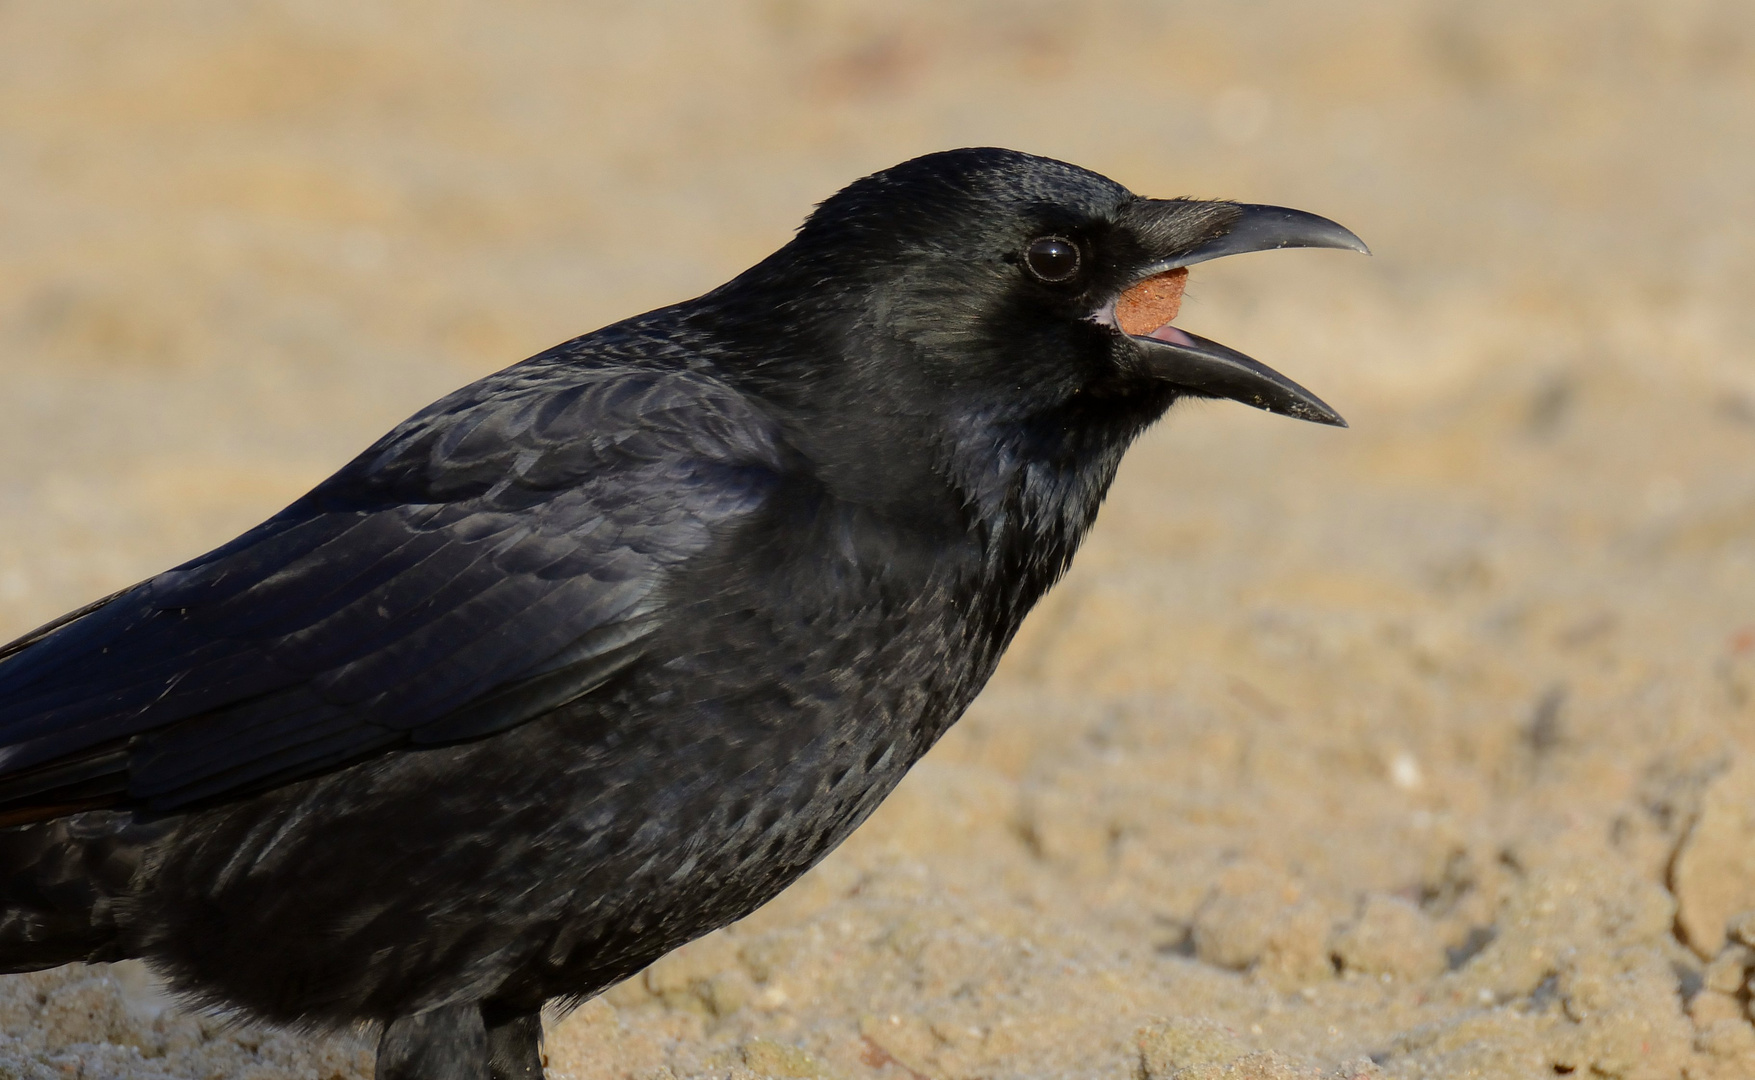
[0, 362, 783, 810]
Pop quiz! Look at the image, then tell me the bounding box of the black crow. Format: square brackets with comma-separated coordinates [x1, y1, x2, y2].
[0, 148, 1364, 1079]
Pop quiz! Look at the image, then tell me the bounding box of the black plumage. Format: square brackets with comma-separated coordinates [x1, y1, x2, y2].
[0, 148, 1364, 1079]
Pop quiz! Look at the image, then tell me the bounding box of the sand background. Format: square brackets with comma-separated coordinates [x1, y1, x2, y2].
[1, 2, 1753, 1077]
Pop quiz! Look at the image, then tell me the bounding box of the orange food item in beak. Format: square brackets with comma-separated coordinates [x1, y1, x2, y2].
[1114, 268, 1188, 337]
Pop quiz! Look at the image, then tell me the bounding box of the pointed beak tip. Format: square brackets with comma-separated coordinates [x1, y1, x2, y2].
[1283, 400, 1349, 428]
[1266, 211, 1368, 258]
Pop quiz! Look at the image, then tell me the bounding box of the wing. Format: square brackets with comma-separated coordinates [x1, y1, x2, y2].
[0, 354, 783, 817]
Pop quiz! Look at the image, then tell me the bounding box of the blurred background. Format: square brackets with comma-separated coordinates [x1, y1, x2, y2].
[0, 2, 1752, 1078]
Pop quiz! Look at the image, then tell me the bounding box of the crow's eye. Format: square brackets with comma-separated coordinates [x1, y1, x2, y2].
[1023, 236, 1081, 283]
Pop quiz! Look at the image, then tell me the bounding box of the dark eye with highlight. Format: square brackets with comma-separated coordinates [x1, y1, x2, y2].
[1023, 237, 1081, 283]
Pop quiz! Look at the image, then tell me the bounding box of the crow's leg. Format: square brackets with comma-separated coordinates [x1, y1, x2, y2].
[484, 1005, 546, 1080]
[378, 1004, 489, 1080]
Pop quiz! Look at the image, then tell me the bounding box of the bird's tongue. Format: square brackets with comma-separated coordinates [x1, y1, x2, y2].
[1114, 267, 1189, 340]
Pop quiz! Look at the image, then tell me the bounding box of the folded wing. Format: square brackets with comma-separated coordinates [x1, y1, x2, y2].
[0, 356, 782, 817]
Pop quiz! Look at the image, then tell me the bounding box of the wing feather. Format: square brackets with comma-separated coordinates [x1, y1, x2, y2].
[0, 358, 781, 815]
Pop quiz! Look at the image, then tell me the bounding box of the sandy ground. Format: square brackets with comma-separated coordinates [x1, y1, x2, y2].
[1, 2, 1753, 1077]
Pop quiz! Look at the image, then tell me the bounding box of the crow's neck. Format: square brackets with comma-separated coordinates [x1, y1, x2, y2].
[945, 387, 1175, 632]
[680, 286, 1174, 617]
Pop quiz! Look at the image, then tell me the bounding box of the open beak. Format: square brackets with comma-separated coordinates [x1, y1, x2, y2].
[1112, 204, 1368, 427]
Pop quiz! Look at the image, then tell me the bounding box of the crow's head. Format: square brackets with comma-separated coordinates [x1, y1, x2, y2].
[712, 147, 1365, 430]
